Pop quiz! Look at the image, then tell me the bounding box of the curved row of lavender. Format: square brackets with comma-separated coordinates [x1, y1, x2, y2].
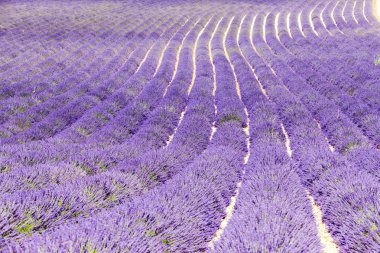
[0, 0, 379, 252]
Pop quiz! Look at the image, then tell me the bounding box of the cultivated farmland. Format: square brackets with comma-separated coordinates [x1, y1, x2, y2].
[0, 0, 380, 252]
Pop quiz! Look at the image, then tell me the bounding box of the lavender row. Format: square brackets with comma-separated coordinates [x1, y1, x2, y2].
[103, 16, 220, 191]
[0, 16, 203, 201]
[1, 6, 126, 81]
[51, 17, 190, 144]
[4, 145, 242, 252]
[0, 17, 199, 168]
[2, 14, 249, 244]
[0, 2, 152, 76]
[0, 13, 165, 108]
[1, 14, 240, 250]
[0, 16, 176, 143]
[0, 18, 215, 244]
[0, 10, 95, 69]
[0, 17, 205, 190]
[0, 167, 144, 244]
[211, 15, 321, 252]
[81, 18, 205, 146]
[268, 12, 379, 160]
[212, 105, 321, 252]
[0, 13, 152, 125]
[240, 16, 380, 251]
[261, 13, 376, 154]
[212, 17, 247, 128]
[1, 10, 163, 105]
[281, 11, 380, 114]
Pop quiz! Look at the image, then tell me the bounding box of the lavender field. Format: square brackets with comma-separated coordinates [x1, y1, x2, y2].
[0, 0, 380, 252]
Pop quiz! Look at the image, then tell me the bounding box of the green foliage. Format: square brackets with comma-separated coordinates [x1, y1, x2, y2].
[140, 101, 150, 110]
[162, 234, 174, 253]
[95, 159, 108, 172]
[162, 238, 170, 245]
[375, 54, 380, 65]
[145, 229, 157, 237]
[78, 164, 94, 175]
[105, 193, 117, 202]
[16, 119, 31, 131]
[161, 235, 174, 246]
[371, 222, 377, 231]
[80, 242, 97, 253]
[219, 114, 241, 123]
[94, 112, 109, 122]
[71, 210, 82, 218]
[77, 126, 91, 136]
[107, 108, 116, 116]
[100, 164, 108, 171]
[24, 178, 36, 188]
[265, 127, 280, 139]
[148, 172, 158, 181]
[15, 105, 27, 112]
[0, 164, 11, 173]
[14, 217, 37, 235]
[343, 141, 358, 153]
[0, 131, 10, 138]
